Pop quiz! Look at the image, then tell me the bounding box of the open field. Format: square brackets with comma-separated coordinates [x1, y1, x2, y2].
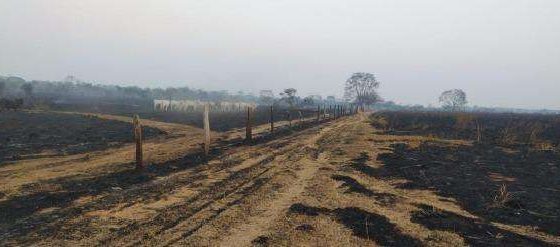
[371, 111, 560, 147]
[53, 102, 318, 131]
[0, 110, 558, 246]
[0, 111, 164, 163]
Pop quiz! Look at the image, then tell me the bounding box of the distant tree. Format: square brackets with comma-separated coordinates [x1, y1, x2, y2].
[326, 96, 336, 104]
[259, 90, 274, 105]
[344, 72, 381, 107]
[21, 83, 33, 99]
[280, 88, 297, 109]
[309, 95, 322, 104]
[165, 87, 179, 100]
[6, 76, 25, 83]
[64, 75, 81, 83]
[303, 96, 315, 106]
[439, 89, 467, 111]
[198, 90, 209, 101]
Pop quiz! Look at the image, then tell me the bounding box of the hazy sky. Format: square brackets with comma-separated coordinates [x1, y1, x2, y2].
[1, 0, 559, 109]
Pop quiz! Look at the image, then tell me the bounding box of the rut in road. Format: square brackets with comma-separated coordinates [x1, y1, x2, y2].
[91, 118, 345, 246]
[214, 122, 339, 246]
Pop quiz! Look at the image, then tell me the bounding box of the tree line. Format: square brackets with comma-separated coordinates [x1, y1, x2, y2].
[1, 73, 472, 112]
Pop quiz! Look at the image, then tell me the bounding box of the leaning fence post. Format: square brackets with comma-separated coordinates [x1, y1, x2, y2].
[203, 104, 210, 156]
[270, 105, 274, 133]
[133, 114, 143, 169]
[246, 106, 253, 142]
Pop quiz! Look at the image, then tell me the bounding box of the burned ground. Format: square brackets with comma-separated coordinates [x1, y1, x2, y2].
[0, 111, 163, 163]
[0, 111, 558, 246]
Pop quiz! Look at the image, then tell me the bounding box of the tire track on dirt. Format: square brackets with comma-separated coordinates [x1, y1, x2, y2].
[1, 113, 309, 245]
[95, 126, 327, 246]
[1, 110, 350, 246]
[122, 121, 344, 246]
[215, 156, 322, 246]
[204, 121, 345, 246]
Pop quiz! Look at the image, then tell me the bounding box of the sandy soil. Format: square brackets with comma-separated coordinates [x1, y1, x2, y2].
[0, 112, 558, 246]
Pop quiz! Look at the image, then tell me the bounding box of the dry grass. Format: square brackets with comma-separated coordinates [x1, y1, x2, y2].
[1, 112, 559, 246]
[490, 184, 513, 208]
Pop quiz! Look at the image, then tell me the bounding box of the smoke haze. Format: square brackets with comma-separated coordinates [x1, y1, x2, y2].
[1, 0, 559, 109]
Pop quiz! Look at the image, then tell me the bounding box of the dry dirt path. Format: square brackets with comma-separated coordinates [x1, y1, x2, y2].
[0, 110, 341, 245]
[91, 115, 347, 246]
[215, 122, 338, 246]
[0, 112, 203, 195]
[0, 111, 311, 197]
[4, 111, 558, 246]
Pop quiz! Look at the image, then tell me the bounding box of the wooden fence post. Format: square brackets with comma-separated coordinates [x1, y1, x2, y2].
[270, 105, 274, 133]
[133, 114, 143, 169]
[288, 110, 292, 127]
[317, 105, 321, 122]
[339, 105, 342, 118]
[336, 105, 339, 119]
[203, 104, 210, 156]
[246, 106, 253, 142]
[476, 120, 482, 143]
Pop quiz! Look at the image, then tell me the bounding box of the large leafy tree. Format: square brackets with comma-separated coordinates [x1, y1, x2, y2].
[344, 72, 381, 106]
[439, 89, 467, 111]
[21, 83, 33, 99]
[280, 88, 297, 108]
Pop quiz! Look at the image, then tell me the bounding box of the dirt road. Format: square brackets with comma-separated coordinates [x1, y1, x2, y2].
[1, 112, 558, 246]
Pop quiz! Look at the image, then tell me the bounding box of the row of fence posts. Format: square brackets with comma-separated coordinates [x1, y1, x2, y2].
[132, 104, 360, 169]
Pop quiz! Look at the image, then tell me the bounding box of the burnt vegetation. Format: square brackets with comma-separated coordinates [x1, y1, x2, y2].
[371, 111, 560, 238]
[0, 112, 164, 162]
